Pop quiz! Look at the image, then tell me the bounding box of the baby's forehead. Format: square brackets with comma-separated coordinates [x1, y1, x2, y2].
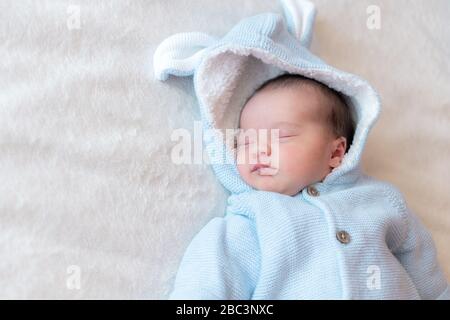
[240, 85, 329, 127]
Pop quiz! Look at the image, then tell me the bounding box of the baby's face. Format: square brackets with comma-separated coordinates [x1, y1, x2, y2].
[236, 86, 346, 196]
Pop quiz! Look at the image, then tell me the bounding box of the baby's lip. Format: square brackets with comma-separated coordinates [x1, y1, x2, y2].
[251, 163, 278, 176]
[251, 163, 270, 173]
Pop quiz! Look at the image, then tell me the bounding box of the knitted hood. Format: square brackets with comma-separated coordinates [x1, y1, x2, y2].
[153, 0, 381, 194]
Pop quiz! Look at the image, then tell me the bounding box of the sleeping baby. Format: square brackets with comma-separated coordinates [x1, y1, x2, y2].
[168, 73, 449, 300]
[235, 74, 351, 197]
[156, 0, 450, 300]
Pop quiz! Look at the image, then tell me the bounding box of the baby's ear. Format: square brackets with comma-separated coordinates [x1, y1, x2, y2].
[329, 137, 347, 168]
[153, 32, 218, 81]
[280, 0, 317, 48]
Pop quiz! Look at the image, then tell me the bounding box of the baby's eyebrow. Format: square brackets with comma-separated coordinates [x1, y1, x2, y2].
[270, 121, 302, 129]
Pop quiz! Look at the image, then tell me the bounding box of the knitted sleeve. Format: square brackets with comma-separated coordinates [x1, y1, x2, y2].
[168, 213, 260, 300]
[392, 205, 450, 300]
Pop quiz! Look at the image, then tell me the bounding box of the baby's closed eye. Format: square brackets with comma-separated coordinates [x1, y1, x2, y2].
[278, 129, 300, 139]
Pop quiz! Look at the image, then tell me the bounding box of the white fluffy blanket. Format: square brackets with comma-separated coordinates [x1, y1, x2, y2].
[0, 0, 448, 299]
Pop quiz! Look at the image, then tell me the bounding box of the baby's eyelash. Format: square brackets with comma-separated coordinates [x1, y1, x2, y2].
[279, 134, 296, 138]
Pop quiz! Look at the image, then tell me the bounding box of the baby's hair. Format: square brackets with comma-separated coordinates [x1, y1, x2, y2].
[243, 73, 356, 153]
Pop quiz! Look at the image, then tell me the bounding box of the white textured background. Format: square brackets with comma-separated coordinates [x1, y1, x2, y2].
[0, 0, 449, 299]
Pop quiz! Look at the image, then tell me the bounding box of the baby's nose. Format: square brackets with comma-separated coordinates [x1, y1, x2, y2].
[257, 142, 272, 163]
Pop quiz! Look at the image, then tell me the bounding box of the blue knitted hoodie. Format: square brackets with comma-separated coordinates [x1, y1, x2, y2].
[154, 0, 449, 299]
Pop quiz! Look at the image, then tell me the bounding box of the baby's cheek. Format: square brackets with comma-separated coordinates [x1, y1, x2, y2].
[236, 163, 255, 187]
[277, 144, 300, 167]
[280, 153, 300, 174]
[236, 146, 258, 166]
[278, 145, 314, 179]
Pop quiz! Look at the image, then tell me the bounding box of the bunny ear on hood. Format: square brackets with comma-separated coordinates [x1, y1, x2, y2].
[153, 0, 381, 195]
